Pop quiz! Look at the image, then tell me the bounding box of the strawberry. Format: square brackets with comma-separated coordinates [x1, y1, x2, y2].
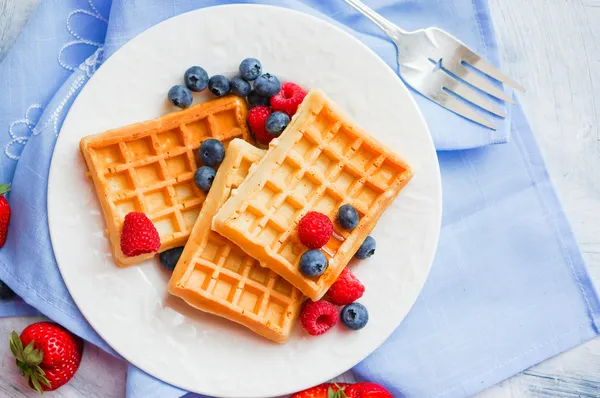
[298, 211, 333, 249]
[247, 105, 273, 145]
[0, 184, 11, 248]
[270, 82, 307, 117]
[120, 212, 161, 257]
[10, 322, 83, 393]
[326, 268, 365, 306]
[291, 383, 349, 398]
[344, 382, 393, 398]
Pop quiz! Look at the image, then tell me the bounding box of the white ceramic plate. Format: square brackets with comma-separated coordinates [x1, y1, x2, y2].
[48, 5, 441, 397]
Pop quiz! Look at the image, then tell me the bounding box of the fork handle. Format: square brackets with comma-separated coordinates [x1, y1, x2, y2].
[343, 0, 407, 37]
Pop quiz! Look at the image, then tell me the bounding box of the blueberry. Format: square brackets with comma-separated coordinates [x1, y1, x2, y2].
[265, 111, 290, 137]
[231, 76, 251, 97]
[337, 204, 359, 230]
[199, 139, 225, 167]
[194, 166, 216, 192]
[340, 303, 369, 330]
[159, 247, 184, 271]
[355, 236, 376, 259]
[184, 66, 209, 92]
[168, 85, 193, 108]
[299, 249, 328, 277]
[0, 280, 15, 300]
[208, 75, 231, 97]
[254, 73, 281, 97]
[247, 90, 271, 107]
[239, 58, 262, 81]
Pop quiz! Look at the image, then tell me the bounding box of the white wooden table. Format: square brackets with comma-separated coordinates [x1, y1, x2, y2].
[1, 0, 599, 396]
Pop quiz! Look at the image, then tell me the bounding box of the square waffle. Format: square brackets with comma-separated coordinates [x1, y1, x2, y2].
[213, 89, 413, 300]
[80, 96, 250, 267]
[169, 139, 303, 343]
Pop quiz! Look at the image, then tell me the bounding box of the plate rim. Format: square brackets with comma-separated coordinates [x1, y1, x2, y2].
[48, 4, 442, 396]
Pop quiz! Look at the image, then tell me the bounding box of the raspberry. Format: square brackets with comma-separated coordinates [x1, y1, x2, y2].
[300, 300, 338, 336]
[270, 82, 307, 117]
[298, 211, 333, 249]
[120, 212, 160, 257]
[247, 106, 273, 145]
[326, 268, 365, 305]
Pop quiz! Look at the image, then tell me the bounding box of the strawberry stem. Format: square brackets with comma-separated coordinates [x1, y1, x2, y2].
[0, 184, 9, 196]
[9, 330, 47, 394]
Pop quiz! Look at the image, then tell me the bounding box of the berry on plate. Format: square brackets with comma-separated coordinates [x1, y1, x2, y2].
[298, 211, 333, 249]
[355, 236, 376, 259]
[299, 249, 328, 277]
[340, 302, 369, 330]
[270, 82, 307, 117]
[167, 85, 193, 108]
[291, 383, 349, 398]
[337, 203, 359, 231]
[344, 382, 393, 398]
[247, 90, 271, 107]
[265, 111, 290, 137]
[327, 268, 364, 305]
[300, 300, 338, 336]
[231, 76, 251, 97]
[254, 73, 281, 97]
[120, 212, 161, 257]
[208, 75, 231, 97]
[199, 138, 225, 167]
[0, 280, 16, 300]
[184, 66, 209, 92]
[247, 105, 273, 144]
[0, 184, 11, 248]
[239, 58, 262, 81]
[159, 246, 184, 271]
[194, 166, 216, 192]
[10, 322, 83, 393]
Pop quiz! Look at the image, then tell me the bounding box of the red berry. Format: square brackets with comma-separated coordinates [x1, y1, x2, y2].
[291, 383, 350, 398]
[270, 82, 307, 117]
[298, 211, 333, 249]
[344, 382, 393, 398]
[120, 212, 161, 257]
[300, 300, 338, 336]
[327, 268, 365, 305]
[248, 106, 273, 144]
[0, 184, 10, 248]
[11, 322, 83, 392]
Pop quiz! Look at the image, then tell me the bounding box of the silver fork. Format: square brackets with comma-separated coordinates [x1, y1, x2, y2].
[344, 0, 525, 130]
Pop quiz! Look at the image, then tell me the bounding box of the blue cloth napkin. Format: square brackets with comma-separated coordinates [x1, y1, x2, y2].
[0, 1, 598, 398]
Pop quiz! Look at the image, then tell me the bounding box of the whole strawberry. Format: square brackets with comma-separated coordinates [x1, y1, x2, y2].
[345, 382, 393, 397]
[10, 322, 83, 393]
[0, 184, 11, 248]
[291, 382, 392, 398]
[291, 382, 349, 398]
[120, 212, 161, 257]
[327, 268, 365, 306]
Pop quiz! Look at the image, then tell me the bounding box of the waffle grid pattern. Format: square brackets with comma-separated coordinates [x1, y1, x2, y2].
[170, 140, 303, 342]
[81, 96, 249, 266]
[214, 90, 412, 299]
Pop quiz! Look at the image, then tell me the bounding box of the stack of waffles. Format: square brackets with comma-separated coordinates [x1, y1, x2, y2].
[168, 139, 303, 343]
[81, 90, 412, 343]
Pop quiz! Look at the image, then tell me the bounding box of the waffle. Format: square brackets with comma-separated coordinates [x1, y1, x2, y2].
[213, 89, 413, 300]
[80, 96, 250, 267]
[169, 139, 303, 343]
